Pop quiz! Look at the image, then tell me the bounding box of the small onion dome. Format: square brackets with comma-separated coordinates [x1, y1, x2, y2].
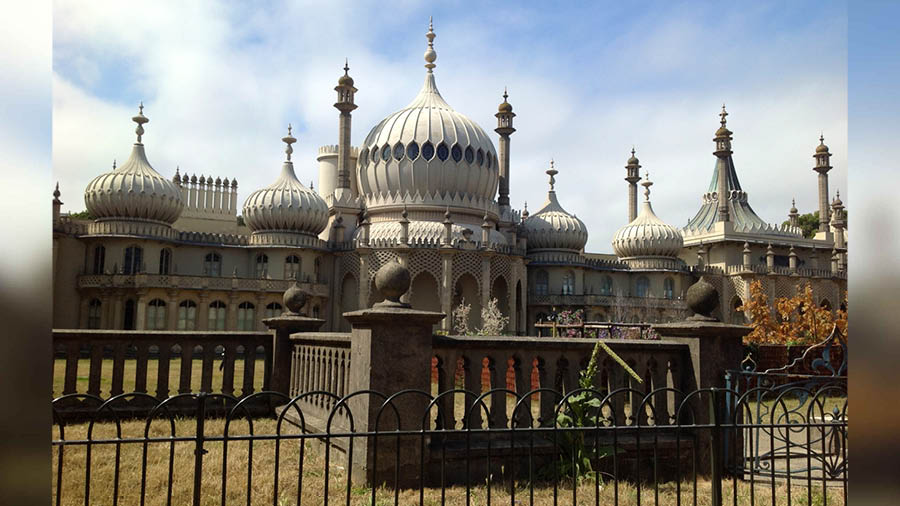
[715, 104, 732, 137]
[242, 126, 328, 237]
[84, 104, 184, 224]
[832, 190, 843, 207]
[338, 60, 354, 86]
[816, 134, 830, 153]
[498, 89, 512, 113]
[522, 163, 588, 252]
[612, 174, 683, 259]
[627, 149, 639, 166]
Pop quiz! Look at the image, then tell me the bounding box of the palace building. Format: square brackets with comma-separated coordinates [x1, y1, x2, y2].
[51, 21, 847, 334]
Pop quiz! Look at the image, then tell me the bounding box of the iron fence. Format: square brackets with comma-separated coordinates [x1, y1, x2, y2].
[52, 383, 846, 506]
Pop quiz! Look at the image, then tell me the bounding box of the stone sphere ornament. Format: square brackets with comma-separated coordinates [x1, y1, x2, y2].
[374, 260, 411, 308]
[283, 281, 309, 315]
[686, 275, 719, 321]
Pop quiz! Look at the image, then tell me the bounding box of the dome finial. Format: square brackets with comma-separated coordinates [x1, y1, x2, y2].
[503, 87, 508, 101]
[546, 159, 558, 191]
[424, 17, 437, 72]
[719, 103, 728, 128]
[344, 58, 349, 75]
[283, 124, 297, 161]
[112, 159, 116, 169]
[132, 101, 149, 143]
[641, 171, 653, 201]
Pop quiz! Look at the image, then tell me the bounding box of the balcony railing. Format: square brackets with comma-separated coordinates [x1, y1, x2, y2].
[527, 293, 687, 309]
[76, 273, 330, 296]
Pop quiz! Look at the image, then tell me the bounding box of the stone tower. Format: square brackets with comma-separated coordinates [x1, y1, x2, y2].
[625, 148, 641, 222]
[813, 134, 832, 232]
[334, 60, 357, 199]
[495, 88, 516, 212]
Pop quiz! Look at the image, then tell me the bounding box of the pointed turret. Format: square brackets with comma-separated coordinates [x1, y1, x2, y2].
[813, 134, 833, 232]
[788, 198, 799, 226]
[495, 88, 516, 210]
[625, 147, 642, 222]
[334, 60, 358, 196]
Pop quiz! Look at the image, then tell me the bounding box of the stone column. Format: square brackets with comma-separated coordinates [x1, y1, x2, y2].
[78, 296, 90, 329]
[226, 292, 239, 331]
[358, 250, 370, 309]
[343, 261, 445, 487]
[330, 253, 342, 331]
[135, 290, 148, 330]
[481, 255, 492, 314]
[255, 293, 267, 331]
[397, 249, 410, 304]
[509, 273, 518, 335]
[263, 284, 325, 396]
[112, 291, 124, 330]
[166, 289, 179, 330]
[197, 292, 210, 331]
[440, 249, 454, 332]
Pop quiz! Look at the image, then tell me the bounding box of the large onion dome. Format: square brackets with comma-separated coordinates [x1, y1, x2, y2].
[356, 19, 499, 220]
[522, 163, 588, 253]
[242, 127, 329, 245]
[84, 104, 184, 228]
[612, 174, 683, 267]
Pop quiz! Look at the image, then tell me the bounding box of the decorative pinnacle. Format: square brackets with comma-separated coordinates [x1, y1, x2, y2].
[132, 102, 149, 143]
[344, 58, 349, 75]
[503, 87, 508, 102]
[546, 160, 558, 191]
[112, 159, 117, 169]
[641, 171, 653, 200]
[719, 103, 728, 127]
[444, 205, 452, 222]
[401, 203, 409, 220]
[53, 182, 60, 199]
[820, 133, 825, 145]
[631, 146, 636, 157]
[282, 124, 297, 161]
[424, 17, 437, 72]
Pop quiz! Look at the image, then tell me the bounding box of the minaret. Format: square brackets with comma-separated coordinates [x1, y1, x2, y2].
[788, 198, 799, 227]
[625, 148, 641, 222]
[813, 134, 833, 232]
[713, 104, 733, 222]
[831, 190, 846, 269]
[334, 59, 357, 198]
[52, 182, 62, 225]
[495, 88, 516, 211]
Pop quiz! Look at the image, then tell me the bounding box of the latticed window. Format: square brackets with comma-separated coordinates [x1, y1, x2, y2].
[265, 302, 282, 319]
[636, 276, 650, 298]
[177, 300, 197, 330]
[208, 301, 226, 330]
[285, 255, 301, 280]
[663, 277, 675, 299]
[159, 248, 172, 275]
[124, 245, 143, 274]
[535, 270, 549, 296]
[146, 299, 167, 330]
[87, 299, 102, 329]
[237, 302, 255, 331]
[204, 253, 222, 276]
[562, 271, 575, 295]
[255, 253, 268, 278]
[92, 246, 105, 274]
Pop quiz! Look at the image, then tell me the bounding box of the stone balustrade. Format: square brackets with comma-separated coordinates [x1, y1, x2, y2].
[528, 293, 687, 309]
[287, 332, 352, 426]
[76, 273, 329, 296]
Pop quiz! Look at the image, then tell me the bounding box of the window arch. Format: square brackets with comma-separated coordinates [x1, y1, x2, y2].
[146, 299, 167, 330]
[208, 300, 226, 330]
[285, 255, 301, 280]
[237, 301, 256, 331]
[265, 302, 283, 319]
[255, 253, 268, 278]
[159, 248, 172, 275]
[87, 299, 102, 329]
[204, 253, 222, 277]
[178, 300, 197, 330]
[92, 246, 105, 274]
[663, 277, 675, 299]
[601, 275, 614, 296]
[124, 245, 143, 274]
[562, 271, 576, 295]
[535, 270, 549, 296]
[635, 276, 650, 297]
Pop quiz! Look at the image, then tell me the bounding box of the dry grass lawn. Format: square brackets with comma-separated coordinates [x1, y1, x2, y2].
[53, 417, 844, 506]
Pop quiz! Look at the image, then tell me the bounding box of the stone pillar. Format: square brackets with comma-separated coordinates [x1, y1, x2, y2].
[226, 292, 238, 331]
[263, 284, 325, 395]
[788, 245, 798, 272]
[481, 255, 492, 319]
[343, 261, 445, 487]
[358, 250, 370, 310]
[135, 291, 148, 330]
[330, 253, 343, 331]
[509, 273, 518, 334]
[197, 292, 210, 331]
[440, 250, 454, 332]
[78, 296, 90, 329]
[112, 291, 124, 330]
[742, 242, 751, 268]
[766, 243, 775, 271]
[167, 289, 179, 330]
[255, 293, 267, 331]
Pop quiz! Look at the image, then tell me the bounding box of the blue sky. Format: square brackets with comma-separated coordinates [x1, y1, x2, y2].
[49, 0, 849, 252]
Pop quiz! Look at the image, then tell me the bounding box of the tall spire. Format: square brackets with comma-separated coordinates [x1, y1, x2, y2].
[283, 124, 296, 162]
[813, 133, 833, 232]
[132, 101, 149, 144]
[641, 172, 653, 201]
[546, 159, 558, 192]
[625, 147, 642, 222]
[495, 87, 516, 210]
[424, 17, 437, 72]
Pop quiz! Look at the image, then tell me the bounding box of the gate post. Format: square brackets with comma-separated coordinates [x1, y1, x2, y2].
[343, 260, 445, 487]
[262, 283, 325, 396]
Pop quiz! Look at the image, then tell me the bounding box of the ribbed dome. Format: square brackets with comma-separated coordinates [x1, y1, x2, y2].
[84, 106, 184, 225]
[242, 130, 328, 237]
[522, 166, 588, 252]
[612, 179, 683, 259]
[356, 23, 498, 218]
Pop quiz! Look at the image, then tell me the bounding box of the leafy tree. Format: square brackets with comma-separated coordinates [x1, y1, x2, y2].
[67, 210, 95, 220]
[783, 209, 848, 239]
[738, 280, 846, 345]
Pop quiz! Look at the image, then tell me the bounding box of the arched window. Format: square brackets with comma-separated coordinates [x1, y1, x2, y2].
[407, 141, 419, 160]
[92, 246, 105, 274]
[314, 257, 321, 283]
[451, 144, 463, 162]
[601, 275, 614, 296]
[422, 141, 435, 161]
[437, 142, 449, 161]
[87, 299, 102, 329]
[204, 253, 222, 277]
[393, 142, 404, 160]
[124, 245, 143, 274]
[663, 277, 675, 299]
[255, 253, 268, 278]
[562, 271, 576, 295]
[123, 299, 136, 330]
[464, 146, 474, 164]
[476, 149, 484, 166]
[265, 302, 283, 319]
[635, 276, 650, 297]
[381, 144, 391, 161]
[146, 299, 167, 330]
[178, 300, 197, 330]
[535, 270, 549, 296]
[159, 248, 172, 275]
[285, 255, 301, 280]
[208, 300, 226, 330]
[237, 302, 256, 331]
